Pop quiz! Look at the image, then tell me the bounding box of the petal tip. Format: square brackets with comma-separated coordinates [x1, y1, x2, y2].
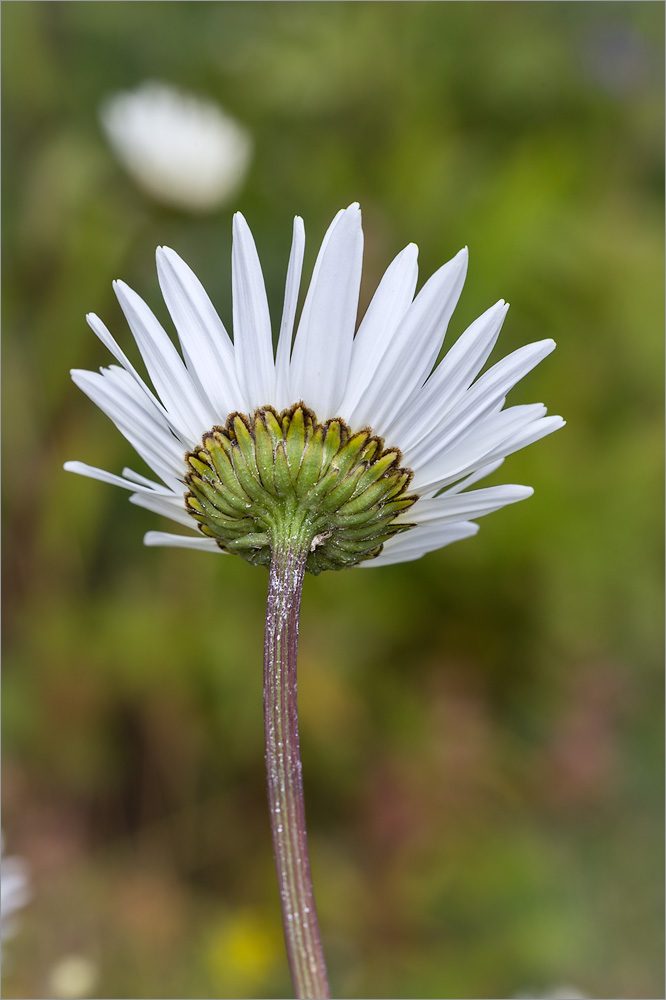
[516, 485, 535, 499]
[155, 245, 181, 272]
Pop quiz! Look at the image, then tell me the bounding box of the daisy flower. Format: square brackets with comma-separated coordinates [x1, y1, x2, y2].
[65, 204, 563, 571]
[100, 81, 253, 213]
[65, 204, 563, 999]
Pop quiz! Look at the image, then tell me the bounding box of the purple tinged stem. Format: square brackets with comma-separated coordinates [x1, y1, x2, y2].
[264, 540, 331, 1000]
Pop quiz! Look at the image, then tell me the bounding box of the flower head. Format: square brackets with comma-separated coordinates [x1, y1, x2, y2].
[65, 205, 563, 570]
[100, 81, 253, 213]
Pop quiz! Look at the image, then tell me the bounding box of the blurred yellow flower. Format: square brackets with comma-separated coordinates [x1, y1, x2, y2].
[204, 909, 283, 993]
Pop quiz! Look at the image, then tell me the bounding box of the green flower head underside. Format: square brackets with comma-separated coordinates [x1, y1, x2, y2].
[185, 404, 418, 574]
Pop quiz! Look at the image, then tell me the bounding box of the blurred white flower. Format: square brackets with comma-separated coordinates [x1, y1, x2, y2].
[1, 834, 30, 945]
[49, 955, 99, 999]
[100, 81, 253, 213]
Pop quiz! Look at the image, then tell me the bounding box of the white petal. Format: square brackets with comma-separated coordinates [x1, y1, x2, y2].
[417, 409, 562, 494]
[438, 458, 506, 497]
[406, 340, 555, 472]
[387, 300, 508, 450]
[403, 484, 533, 527]
[407, 394, 508, 478]
[86, 313, 175, 425]
[232, 213, 275, 410]
[70, 366, 185, 488]
[340, 243, 419, 417]
[122, 467, 168, 489]
[347, 248, 468, 435]
[144, 530, 224, 552]
[274, 216, 306, 411]
[286, 209, 344, 401]
[480, 414, 566, 468]
[114, 279, 213, 443]
[64, 461, 171, 494]
[75, 364, 183, 463]
[412, 403, 543, 491]
[361, 521, 479, 567]
[156, 246, 244, 416]
[289, 204, 364, 418]
[87, 312, 143, 385]
[129, 490, 192, 527]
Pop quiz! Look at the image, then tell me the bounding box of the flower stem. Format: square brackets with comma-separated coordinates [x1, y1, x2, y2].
[264, 536, 331, 1000]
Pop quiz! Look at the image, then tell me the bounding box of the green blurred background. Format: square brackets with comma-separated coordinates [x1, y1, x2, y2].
[2, 3, 663, 998]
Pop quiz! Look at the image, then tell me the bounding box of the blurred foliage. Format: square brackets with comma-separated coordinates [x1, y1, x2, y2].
[2, 3, 663, 999]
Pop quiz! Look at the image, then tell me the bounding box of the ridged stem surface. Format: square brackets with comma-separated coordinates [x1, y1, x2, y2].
[264, 533, 330, 999]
